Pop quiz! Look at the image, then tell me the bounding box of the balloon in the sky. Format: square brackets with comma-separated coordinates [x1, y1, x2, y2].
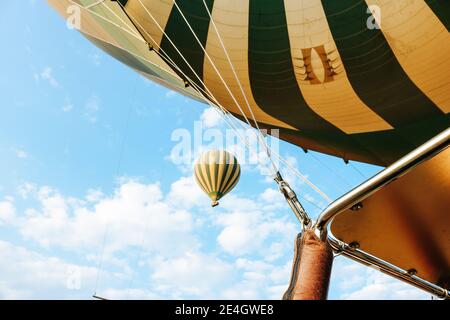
[194, 150, 240, 207]
[48, 0, 450, 166]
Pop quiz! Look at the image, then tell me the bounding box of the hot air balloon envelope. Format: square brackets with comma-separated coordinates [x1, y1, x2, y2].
[48, 0, 450, 166]
[194, 150, 240, 207]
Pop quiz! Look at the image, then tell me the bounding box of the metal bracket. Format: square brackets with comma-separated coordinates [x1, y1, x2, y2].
[327, 234, 449, 299]
[314, 128, 450, 299]
[274, 172, 312, 229]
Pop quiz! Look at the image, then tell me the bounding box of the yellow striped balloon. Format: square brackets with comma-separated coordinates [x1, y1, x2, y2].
[194, 150, 240, 207]
[49, 0, 450, 166]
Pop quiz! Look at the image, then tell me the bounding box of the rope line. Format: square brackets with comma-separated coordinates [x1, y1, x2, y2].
[349, 161, 368, 179]
[68, 1, 332, 298]
[68, 0, 144, 41]
[73, 0, 332, 203]
[120, 0, 332, 203]
[309, 152, 352, 193]
[136, 0, 330, 203]
[93, 74, 139, 297]
[100, 1, 142, 38]
[201, 0, 278, 173]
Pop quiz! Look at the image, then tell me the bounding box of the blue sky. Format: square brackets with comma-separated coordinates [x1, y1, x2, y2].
[0, 1, 429, 299]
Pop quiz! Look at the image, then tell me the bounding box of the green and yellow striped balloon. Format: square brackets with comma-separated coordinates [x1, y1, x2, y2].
[49, 0, 450, 166]
[194, 150, 241, 207]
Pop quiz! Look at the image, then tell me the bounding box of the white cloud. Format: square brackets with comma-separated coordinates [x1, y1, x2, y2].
[330, 257, 429, 300]
[166, 176, 208, 209]
[89, 53, 101, 66]
[259, 188, 285, 210]
[151, 252, 235, 298]
[15, 149, 29, 159]
[3, 177, 431, 300]
[86, 189, 104, 202]
[62, 104, 73, 112]
[222, 137, 279, 178]
[200, 107, 223, 128]
[0, 240, 97, 299]
[342, 270, 429, 300]
[39, 67, 59, 88]
[100, 288, 158, 300]
[165, 90, 177, 99]
[220, 259, 292, 299]
[0, 199, 16, 225]
[214, 194, 297, 257]
[148, 253, 294, 299]
[3, 177, 302, 299]
[18, 182, 36, 199]
[17, 181, 198, 256]
[84, 95, 100, 123]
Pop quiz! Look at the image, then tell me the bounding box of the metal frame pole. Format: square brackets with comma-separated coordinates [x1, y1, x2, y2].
[315, 127, 450, 299]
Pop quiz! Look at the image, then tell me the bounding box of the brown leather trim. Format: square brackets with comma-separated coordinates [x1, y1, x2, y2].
[283, 230, 334, 300]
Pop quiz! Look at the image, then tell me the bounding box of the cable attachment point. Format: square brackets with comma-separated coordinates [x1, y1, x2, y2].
[274, 172, 312, 229]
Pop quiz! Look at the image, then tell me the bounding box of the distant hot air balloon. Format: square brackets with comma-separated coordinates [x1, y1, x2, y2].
[194, 150, 240, 207]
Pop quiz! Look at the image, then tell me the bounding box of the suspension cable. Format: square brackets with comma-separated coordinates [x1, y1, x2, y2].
[199, 0, 278, 174]
[120, 2, 257, 159]
[349, 161, 368, 179]
[164, 0, 278, 174]
[169, 0, 258, 130]
[132, 0, 331, 203]
[309, 152, 352, 193]
[68, 2, 329, 293]
[68, 0, 143, 41]
[121, 0, 332, 204]
[78, 0, 253, 161]
[100, 1, 141, 38]
[271, 150, 333, 203]
[92, 72, 139, 298]
[72, 0, 332, 205]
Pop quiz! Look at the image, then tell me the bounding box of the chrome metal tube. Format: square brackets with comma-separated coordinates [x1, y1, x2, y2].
[313, 127, 450, 299]
[315, 127, 450, 233]
[328, 235, 449, 299]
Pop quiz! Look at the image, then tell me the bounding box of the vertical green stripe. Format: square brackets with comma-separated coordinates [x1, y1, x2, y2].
[195, 165, 210, 193]
[222, 166, 240, 196]
[322, 0, 443, 127]
[213, 151, 220, 190]
[203, 162, 213, 191]
[425, 0, 450, 31]
[117, 0, 129, 7]
[219, 152, 231, 192]
[219, 162, 238, 194]
[247, 0, 366, 159]
[352, 114, 450, 165]
[159, 0, 214, 89]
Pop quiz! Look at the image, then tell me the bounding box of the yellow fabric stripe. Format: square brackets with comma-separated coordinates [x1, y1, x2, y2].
[284, 0, 393, 134]
[126, 0, 174, 47]
[49, 0, 186, 85]
[194, 165, 210, 194]
[366, 0, 450, 113]
[209, 150, 218, 192]
[203, 0, 295, 130]
[215, 151, 227, 191]
[96, 1, 142, 38]
[50, 0, 119, 46]
[200, 153, 213, 193]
